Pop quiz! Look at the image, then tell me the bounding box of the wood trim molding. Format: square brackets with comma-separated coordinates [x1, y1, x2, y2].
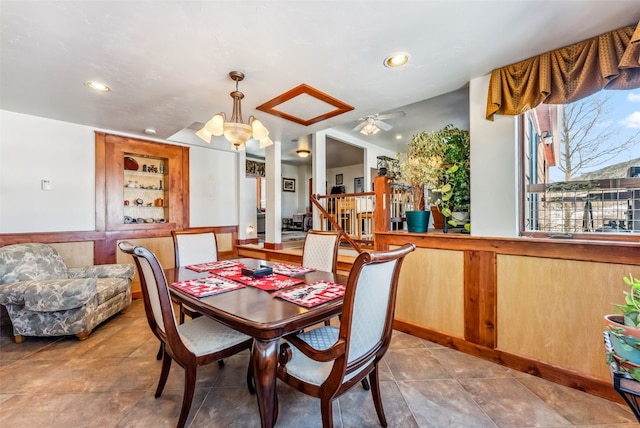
[256, 83, 354, 126]
[464, 250, 496, 348]
[376, 232, 640, 266]
[237, 238, 259, 245]
[263, 242, 284, 250]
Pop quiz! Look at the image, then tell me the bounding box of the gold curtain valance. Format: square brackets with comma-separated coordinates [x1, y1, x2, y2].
[486, 21, 640, 120]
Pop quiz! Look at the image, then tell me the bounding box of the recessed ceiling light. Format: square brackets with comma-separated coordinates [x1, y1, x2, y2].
[85, 81, 111, 92]
[395, 134, 403, 140]
[384, 53, 410, 68]
[144, 128, 157, 135]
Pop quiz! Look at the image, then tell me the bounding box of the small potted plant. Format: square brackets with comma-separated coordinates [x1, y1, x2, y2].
[396, 130, 445, 232]
[605, 274, 640, 373]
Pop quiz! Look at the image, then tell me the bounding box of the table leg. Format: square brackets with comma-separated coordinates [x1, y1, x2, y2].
[252, 338, 278, 428]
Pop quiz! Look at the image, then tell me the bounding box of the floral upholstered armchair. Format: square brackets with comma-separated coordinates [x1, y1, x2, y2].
[0, 243, 133, 343]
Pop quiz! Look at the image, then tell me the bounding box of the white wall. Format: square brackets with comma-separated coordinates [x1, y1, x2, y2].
[242, 177, 258, 239]
[281, 163, 303, 217]
[0, 110, 239, 233]
[327, 164, 365, 193]
[469, 75, 519, 237]
[189, 145, 238, 227]
[0, 111, 96, 232]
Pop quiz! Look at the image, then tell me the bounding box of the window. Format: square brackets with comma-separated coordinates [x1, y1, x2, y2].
[521, 90, 640, 240]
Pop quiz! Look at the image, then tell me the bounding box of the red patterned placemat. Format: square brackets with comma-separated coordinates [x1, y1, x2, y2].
[185, 260, 241, 272]
[212, 265, 304, 291]
[171, 276, 245, 297]
[271, 263, 316, 276]
[274, 281, 345, 307]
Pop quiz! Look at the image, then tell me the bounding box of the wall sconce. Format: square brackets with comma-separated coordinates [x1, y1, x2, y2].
[247, 225, 255, 234]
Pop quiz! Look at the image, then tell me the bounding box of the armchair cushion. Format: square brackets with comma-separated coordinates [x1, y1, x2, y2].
[68, 264, 134, 280]
[283, 326, 367, 386]
[0, 278, 97, 311]
[0, 243, 68, 283]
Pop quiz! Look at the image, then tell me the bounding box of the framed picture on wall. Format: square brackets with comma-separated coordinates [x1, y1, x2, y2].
[282, 177, 296, 192]
[354, 177, 364, 193]
[336, 174, 343, 185]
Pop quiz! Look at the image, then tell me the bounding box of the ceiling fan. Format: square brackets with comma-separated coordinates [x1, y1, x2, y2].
[352, 111, 406, 135]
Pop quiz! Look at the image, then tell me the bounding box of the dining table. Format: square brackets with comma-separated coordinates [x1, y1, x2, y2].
[165, 258, 345, 428]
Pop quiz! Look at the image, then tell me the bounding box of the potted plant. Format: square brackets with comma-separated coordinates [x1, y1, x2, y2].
[396, 130, 445, 232]
[605, 274, 640, 377]
[432, 124, 470, 232]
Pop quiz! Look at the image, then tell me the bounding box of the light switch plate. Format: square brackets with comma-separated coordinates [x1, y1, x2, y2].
[41, 179, 51, 190]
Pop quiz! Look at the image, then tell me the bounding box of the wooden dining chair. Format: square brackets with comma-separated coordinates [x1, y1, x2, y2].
[302, 230, 342, 328]
[118, 241, 254, 428]
[171, 229, 219, 324]
[277, 243, 416, 428]
[302, 230, 341, 274]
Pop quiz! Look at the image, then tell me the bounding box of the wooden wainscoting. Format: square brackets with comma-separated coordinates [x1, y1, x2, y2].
[377, 231, 640, 403]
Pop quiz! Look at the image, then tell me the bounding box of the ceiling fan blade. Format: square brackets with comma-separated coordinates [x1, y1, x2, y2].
[352, 122, 367, 132]
[376, 111, 406, 120]
[374, 120, 393, 131]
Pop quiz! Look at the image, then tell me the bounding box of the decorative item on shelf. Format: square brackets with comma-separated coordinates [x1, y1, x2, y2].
[126, 181, 137, 188]
[196, 71, 273, 151]
[159, 180, 163, 190]
[376, 155, 399, 179]
[605, 274, 640, 379]
[144, 218, 154, 223]
[135, 198, 144, 206]
[124, 156, 138, 171]
[156, 218, 166, 223]
[159, 163, 164, 174]
[154, 198, 164, 207]
[142, 164, 147, 172]
[124, 200, 130, 206]
[124, 216, 134, 224]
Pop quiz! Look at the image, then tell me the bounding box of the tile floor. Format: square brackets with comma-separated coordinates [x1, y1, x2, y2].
[0, 299, 638, 428]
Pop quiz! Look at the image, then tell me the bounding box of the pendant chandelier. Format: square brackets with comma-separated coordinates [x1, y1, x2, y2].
[196, 71, 273, 151]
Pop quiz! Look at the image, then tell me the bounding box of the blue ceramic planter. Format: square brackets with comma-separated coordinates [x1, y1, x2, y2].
[406, 210, 430, 233]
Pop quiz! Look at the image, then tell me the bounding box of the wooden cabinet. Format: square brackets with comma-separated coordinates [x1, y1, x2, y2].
[95, 132, 189, 232]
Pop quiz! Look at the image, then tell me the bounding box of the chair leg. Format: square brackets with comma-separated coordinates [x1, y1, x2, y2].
[246, 357, 255, 395]
[361, 378, 370, 390]
[369, 366, 387, 428]
[156, 342, 164, 360]
[177, 366, 197, 428]
[179, 303, 186, 324]
[155, 352, 172, 398]
[320, 398, 334, 428]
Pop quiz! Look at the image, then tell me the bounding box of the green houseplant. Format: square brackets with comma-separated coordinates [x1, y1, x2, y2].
[397, 130, 445, 232]
[432, 124, 470, 230]
[605, 274, 640, 379]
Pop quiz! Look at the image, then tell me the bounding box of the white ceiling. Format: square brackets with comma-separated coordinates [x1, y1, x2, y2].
[2, 1, 639, 167]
